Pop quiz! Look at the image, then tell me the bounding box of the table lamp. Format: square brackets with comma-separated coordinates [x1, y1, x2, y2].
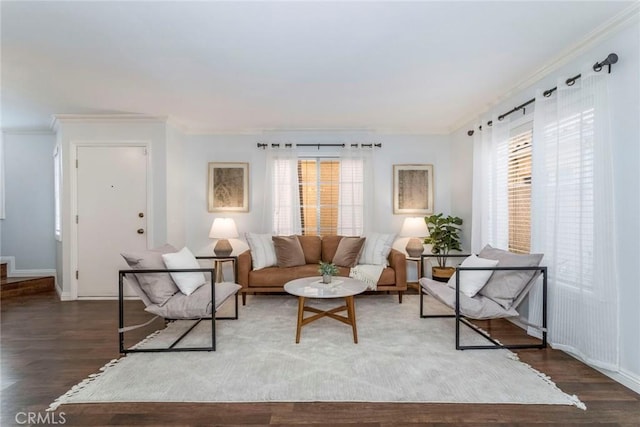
[400, 217, 428, 257]
[209, 218, 238, 257]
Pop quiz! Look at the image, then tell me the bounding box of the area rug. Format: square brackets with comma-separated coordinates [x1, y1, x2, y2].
[49, 295, 585, 410]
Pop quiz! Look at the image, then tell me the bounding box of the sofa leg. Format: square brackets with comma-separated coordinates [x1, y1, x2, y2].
[398, 291, 403, 304]
[242, 292, 247, 306]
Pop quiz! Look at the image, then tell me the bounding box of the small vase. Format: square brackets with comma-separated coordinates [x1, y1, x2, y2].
[322, 274, 332, 284]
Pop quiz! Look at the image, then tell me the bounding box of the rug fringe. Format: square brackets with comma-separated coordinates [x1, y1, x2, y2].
[47, 358, 121, 411]
[47, 327, 163, 411]
[505, 352, 587, 410]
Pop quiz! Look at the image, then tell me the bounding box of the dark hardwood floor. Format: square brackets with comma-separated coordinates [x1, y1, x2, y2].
[1, 290, 639, 426]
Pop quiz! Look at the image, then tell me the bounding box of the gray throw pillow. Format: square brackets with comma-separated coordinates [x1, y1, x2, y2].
[121, 244, 180, 306]
[332, 237, 366, 268]
[477, 244, 543, 309]
[272, 235, 306, 268]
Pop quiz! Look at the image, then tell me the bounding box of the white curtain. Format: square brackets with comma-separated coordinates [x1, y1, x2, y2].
[471, 115, 511, 253]
[264, 147, 301, 235]
[528, 67, 618, 370]
[337, 146, 374, 236]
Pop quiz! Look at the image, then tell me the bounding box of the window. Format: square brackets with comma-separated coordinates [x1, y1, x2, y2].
[507, 127, 532, 254]
[298, 159, 339, 236]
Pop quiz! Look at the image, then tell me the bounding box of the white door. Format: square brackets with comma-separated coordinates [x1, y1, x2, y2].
[77, 145, 148, 297]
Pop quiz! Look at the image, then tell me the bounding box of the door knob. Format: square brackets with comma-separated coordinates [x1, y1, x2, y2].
[137, 228, 145, 234]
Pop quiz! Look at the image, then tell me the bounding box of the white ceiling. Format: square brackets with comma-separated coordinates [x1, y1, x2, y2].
[1, 1, 634, 134]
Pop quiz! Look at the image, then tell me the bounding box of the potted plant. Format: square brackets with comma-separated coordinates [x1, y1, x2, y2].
[318, 261, 339, 284]
[423, 213, 463, 282]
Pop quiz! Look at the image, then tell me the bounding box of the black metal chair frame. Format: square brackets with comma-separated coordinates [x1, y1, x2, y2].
[119, 264, 238, 354]
[420, 254, 547, 351]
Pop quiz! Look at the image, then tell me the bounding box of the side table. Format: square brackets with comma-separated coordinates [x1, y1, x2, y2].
[196, 256, 238, 283]
[406, 256, 423, 290]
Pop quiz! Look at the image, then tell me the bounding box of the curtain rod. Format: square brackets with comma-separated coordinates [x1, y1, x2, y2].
[257, 143, 382, 149]
[467, 53, 618, 136]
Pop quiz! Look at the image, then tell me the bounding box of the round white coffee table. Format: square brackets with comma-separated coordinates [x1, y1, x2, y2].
[284, 276, 368, 344]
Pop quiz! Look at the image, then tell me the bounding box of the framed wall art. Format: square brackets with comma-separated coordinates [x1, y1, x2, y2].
[393, 164, 434, 215]
[207, 162, 249, 212]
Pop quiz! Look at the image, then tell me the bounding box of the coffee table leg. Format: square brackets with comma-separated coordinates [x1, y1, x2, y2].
[296, 296, 305, 343]
[346, 296, 358, 344]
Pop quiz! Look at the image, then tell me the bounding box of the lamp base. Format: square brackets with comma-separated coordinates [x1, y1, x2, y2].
[214, 239, 233, 257]
[405, 238, 425, 258]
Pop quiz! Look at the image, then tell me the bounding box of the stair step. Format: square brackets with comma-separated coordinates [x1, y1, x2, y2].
[1, 263, 6, 280]
[1, 276, 55, 299]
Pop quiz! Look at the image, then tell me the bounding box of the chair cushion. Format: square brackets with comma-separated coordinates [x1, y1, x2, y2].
[332, 237, 366, 268]
[146, 282, 241, 319]
[359, 232, 396, 266]
[121, 244, 179, 306]
[447, 254, 499, 297]
[420, 278, 519, 320]
[162, 247, 206, 296]
[477, 245, 543, 309]
[272, 235, 306, 268]
[246, 232, 277, 270]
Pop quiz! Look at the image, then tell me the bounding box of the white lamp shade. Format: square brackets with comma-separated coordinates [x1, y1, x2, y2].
[399, 217, 428, 238]
[209, 218, 239, 239]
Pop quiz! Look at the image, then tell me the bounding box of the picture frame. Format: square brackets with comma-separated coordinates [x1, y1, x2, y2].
[393, 164, 434, 215]
[207, 162, 249, 212]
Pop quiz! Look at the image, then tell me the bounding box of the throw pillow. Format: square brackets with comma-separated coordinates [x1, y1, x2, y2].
[478, 244, 544, 309]
[358, 232, 396, 266]
[272, 235, 306, 268]
[332, 237, 366, 268]
[161, 247, 206, 296]
[447, 254, 499, 297]
[121, 244, 179, 306]
[245, 232, 278, 270]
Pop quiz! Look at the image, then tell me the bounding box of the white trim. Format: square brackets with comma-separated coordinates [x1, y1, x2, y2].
[595, 367, 640, 395]
[50, 114, 167, 130]
[450, 2, 640, 133]
[70, 140, 153, 299]
[0, 132, 4, 219]
[1, 128, 55, 135]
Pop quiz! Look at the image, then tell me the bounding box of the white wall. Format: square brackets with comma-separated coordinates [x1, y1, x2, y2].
[182, 131, 451, 256]
[1, 131, 56, 271]
[450, 19, 640, 389]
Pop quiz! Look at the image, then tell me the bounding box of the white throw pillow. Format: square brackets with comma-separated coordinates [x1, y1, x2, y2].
[447, 254, 499, 297]
[245, 232, 277, 270]
[358, 233, 396, 266]
[161, 247, 206, 296]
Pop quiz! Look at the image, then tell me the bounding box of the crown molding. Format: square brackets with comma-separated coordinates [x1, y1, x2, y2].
[449, 2, 640, 133]
[50, 114, 169, 130]
[1, 127, 55, 135]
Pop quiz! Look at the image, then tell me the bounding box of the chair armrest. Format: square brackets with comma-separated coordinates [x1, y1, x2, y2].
[237, 250, 252, 289]
[388, 248, 407, 287]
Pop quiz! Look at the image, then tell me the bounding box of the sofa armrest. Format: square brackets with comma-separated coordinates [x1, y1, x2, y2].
[237, 250, 252, 289]
[388, 248, 407, 287]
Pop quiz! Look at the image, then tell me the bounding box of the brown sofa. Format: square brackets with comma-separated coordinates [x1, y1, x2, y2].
[237, 235, 407, 304]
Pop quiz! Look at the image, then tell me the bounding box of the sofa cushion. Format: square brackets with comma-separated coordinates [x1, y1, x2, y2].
[121, 243, 179, 306]
[359, 232, 396, 266]
[272, 235, 306, 268]
[249, 264, 350, 288]
[332, 237, 366, 268]
[162, 247, 206, 296]
[321, 235, 344, 262]
[296, 235, 322, 264]
[246, 232, 277, 270]
[478, 244, 544, 309]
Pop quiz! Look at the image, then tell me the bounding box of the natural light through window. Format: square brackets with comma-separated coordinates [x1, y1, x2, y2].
[507, 127, 532, 254]
[298, 159, 339, 236]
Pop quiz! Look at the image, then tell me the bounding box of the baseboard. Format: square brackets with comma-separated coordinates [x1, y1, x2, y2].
[1, 256, 56, 278]
[595, 367, 640, 395]
[76, 296, 140, 301]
